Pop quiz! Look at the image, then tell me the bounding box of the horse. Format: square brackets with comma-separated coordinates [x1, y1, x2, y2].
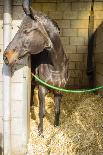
[3, 3, 69, 135]
[30, 47, 69, 135]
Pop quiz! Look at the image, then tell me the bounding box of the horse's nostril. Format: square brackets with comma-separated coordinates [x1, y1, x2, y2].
[3, 55, 9, 65]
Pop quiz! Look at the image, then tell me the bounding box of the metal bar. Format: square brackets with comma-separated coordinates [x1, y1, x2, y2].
[3, 0, 12, 154]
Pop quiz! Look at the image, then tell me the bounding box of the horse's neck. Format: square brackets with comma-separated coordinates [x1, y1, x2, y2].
[50, 41, 66, 71]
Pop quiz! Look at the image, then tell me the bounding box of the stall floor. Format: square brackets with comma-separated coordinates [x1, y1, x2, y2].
[27, 89, 103, 155]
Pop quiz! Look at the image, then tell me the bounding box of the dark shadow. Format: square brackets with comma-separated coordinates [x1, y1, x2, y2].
[0, 133, 3, 155]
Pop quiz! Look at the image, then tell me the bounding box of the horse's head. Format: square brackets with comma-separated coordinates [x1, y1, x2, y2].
[4, 0, 53, 66]
[4, 16, 51, 65]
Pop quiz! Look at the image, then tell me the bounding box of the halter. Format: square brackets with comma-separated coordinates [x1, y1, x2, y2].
[18, 50, 30, 60]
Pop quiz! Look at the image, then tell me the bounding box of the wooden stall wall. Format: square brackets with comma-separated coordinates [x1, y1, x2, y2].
[94, 22, 103, 95]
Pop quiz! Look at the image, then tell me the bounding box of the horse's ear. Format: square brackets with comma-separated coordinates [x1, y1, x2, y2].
[22, 0, 34, 20]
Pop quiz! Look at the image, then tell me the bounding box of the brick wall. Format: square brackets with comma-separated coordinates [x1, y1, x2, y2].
[32, 0, 103, 88]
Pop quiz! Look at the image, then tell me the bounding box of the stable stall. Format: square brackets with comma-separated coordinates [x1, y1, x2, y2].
[0, 0, 103, 155]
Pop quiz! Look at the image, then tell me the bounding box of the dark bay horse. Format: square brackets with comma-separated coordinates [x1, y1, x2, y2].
[3, 8, 69, 135]
[31, 45, 69, 135]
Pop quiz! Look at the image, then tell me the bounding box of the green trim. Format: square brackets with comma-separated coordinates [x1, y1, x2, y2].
[32, 73, 103, 93]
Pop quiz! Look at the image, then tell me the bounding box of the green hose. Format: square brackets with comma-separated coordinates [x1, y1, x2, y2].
[32, 73, 103, 93]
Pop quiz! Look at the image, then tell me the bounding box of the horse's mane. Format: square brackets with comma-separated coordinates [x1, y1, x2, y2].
[32, 9, 60, 33]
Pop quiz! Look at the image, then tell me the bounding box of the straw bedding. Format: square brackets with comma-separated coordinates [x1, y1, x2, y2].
[27, 89, 103, 155]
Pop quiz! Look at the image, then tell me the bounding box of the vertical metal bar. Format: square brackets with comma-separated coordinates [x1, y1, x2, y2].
[3, 0, 12, 154]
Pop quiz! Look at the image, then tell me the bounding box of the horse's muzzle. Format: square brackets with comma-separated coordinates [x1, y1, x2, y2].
[3, 55, 9, 65]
